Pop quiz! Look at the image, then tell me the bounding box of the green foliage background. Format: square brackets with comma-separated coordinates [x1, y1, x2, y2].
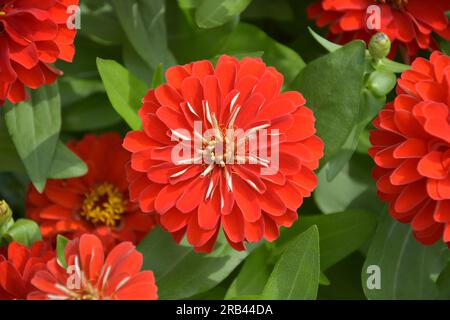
[0, 0, 449, 300]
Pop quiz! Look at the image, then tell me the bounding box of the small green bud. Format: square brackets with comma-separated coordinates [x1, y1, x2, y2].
[0, 200, 12, 226]
[369, 33, 391, 60]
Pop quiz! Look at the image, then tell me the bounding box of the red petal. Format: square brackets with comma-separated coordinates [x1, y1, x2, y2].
[233, 176, 261, 222]
[165, 66, 190, 91]
[417, 151, 447, 179]
[394, 180, 427, 213]
[154, 183, 187, 214]
[389, 159, 422, 185]
[222, 206, 245, 243]
[244, 218, 264, 242]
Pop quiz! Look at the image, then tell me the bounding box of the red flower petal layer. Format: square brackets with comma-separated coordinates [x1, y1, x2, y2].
[0, 0, 79, 105]
[369, 51, 450, 246]
[123, 55, 324, 252]
[28, 234, 158, 300]
[0, 241, 54, 300]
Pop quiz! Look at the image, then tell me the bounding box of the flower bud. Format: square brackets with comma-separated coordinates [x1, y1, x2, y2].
[369, 33, 391, 60]
[0, 200, 12, 226]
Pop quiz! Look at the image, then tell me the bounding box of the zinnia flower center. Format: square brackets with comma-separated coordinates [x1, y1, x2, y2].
[80, 183, 127, 227]
[374, 0, 408, 9]
[173, 94, 272, 194]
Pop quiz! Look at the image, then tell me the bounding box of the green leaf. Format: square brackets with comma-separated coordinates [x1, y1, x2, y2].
[3, 84, 61, 192]
[152, 63, 165, 89]
[221, 23, 306, 85]
[177, 0, 201, 10]
[441, 40, 450, 55]
[62, 93, 122, 132]
[59, 77, 105, 107]
[376, 58, 410, 73]
[277, 211, 377, 271]
[362, 211, 449, 299]
[225, 246, 271, 299]
[318, 252, 367, 300]
[228, 295, 262, 300]
[319, 272, 330, 286]
[0, 116, 26, 174]
[322, 89, 385, 181]
[97, 58, 148, 130]
[195, 0, 252, 29]
[4, 219, 42, 247]
[292, 41, 366, 164]
[56, 235, 70, 269]
[138, 228, 252, 299]
[48, 142, 88, 179]
[315, 153, 384, 215]
[242, 0, 293, 22]
[166, 0, 237, 63]
[308, 27, 342, 52]
[79, 2, 124, 45]
[262, 226, 320, 300]
[111, 0, 176, 69]
[123, 40, 154, 84]
[437, 263, 450, 299]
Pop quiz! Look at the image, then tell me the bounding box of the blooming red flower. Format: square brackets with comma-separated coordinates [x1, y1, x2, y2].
[28, 234, 158, 300]
[0, 0, 78, 105]
[369, 51, 450, 246]
[26, 133, 156, 250]
[0, 241, 54, 300]
[307, 0, 450, 60]
[123, 55, 324, 252]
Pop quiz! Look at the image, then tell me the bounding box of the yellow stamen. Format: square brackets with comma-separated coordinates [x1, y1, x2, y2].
[0, 11, 6, 16]
[80, 183, 127, 227]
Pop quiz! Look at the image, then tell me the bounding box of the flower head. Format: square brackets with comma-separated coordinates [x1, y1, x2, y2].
[123, 55, 324, 252]
[369, 51, 450, 246]
[26, 133, 156, 250]
[0, 0, 79, 105]
[28, 234, 158, 300]
[308, 0, 450, 60]
[0, 241, 54, 300]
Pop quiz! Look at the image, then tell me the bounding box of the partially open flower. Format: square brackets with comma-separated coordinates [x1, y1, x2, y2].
[0, 0, 79, 104]
[0, 241, 54, 300]
[28, 234, 158, 300]
[26, 133, 156, 251]
[123, 55, 324, 252]
[369, 51, 450, 246]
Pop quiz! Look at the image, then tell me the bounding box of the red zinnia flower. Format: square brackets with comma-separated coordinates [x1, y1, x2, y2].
[26, 133, 156, 250]
[0, 241, 54, 300]
[123, 55, 324, 252]
[28, 234, 158, 300]
[308, 0, 450, 60]
[369, 51, 450, 246]
[0, 0, 79, 105]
